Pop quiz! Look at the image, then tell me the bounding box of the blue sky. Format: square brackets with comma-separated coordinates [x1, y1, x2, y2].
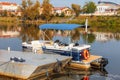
[0, 0, 120, 7]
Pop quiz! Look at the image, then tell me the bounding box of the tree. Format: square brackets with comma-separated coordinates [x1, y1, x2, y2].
[21, 0, 27, 9]
[41, 0, 53, 23]
[82, 1, 96, 13]
[21, 0, 27, 20]
[21, 0, 41, 20]
[34, 0, 41, 20]
[71, 4, 81, 17]
[27, 0, 33, 6]
[117, 8, 120, 15]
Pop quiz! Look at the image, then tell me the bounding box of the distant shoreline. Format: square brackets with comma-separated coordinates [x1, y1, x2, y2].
[0, 16, 120, 33]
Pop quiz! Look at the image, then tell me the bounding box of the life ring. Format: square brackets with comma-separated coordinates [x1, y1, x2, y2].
[83, 76, 89, 80]
[82, 49, 90, 60]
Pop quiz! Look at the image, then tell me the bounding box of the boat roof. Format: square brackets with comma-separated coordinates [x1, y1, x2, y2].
[39, 24, 84, 30]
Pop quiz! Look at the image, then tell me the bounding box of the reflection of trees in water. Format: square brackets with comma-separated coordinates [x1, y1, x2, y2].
[20, 24, 40, 42]
[0, 23, 20, 32]
[71, 29, 80, 42]
[43, 30, 54, 40]
[82, 33, 96, 44]
[48, 68, 108, 80]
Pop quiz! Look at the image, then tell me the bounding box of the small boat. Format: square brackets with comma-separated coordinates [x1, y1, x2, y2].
[0, 50, 71, 79]
[39, 23, 108, 69]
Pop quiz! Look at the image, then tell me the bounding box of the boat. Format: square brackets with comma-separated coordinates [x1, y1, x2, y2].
[0, 50, 71, 79]
[39, 24, 108, 69]
[39, 23, 108, 69]
[22, 19, 108, 69]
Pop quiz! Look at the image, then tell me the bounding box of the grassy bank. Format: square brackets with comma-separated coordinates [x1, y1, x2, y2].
[0, 16, 120, 33]
[68, 16, 120, 33]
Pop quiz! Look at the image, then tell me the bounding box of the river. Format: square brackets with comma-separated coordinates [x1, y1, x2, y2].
[0, 24, 120, 80]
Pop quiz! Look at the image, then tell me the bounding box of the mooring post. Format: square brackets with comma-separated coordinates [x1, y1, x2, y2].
[8, 47, 10, 51]
[85, 18, 88, 33]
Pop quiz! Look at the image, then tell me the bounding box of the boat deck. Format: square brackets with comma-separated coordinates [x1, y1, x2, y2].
[82, 55, 102, 64]
[69, 55, 102, 70]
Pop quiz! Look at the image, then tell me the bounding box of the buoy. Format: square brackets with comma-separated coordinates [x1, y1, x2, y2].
[82, 49, 90, 60]
[83, 76, 89, 80]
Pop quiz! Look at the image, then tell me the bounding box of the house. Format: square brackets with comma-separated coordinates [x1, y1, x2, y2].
[54, 7, 73, 16]
[0, 2, 19, 12]
[95, 1, 120, 15]
[0, 2, 20, 16]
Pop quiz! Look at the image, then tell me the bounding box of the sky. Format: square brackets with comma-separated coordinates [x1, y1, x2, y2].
[0, 0, 120, 7]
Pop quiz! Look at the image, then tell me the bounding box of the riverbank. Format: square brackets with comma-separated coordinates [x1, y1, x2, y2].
[0, 16, 120, 33]
[68, 16, 120, 33]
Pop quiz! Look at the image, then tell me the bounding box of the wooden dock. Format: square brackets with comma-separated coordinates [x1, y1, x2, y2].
[68, 55, 102, 70]
[0, 50, 71, 79]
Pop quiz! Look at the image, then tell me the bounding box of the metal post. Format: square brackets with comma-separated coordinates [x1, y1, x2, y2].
[85, 18, 88, 33]
[8, 47, 10, 51]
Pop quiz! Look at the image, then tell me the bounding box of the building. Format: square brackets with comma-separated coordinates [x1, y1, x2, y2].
[54, 7, 73, 16]
[95, 1, 120, 15]
[0, 2, 20, 16]
[0, 2, 19, 12]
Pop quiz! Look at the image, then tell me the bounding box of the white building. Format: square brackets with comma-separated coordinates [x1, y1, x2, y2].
[0, 2, 19, 12]
[95, 1, 120, 15]
[54, 7, 73, 16]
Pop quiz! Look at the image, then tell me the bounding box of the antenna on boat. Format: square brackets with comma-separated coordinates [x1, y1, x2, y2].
[85, 18, 88, 33]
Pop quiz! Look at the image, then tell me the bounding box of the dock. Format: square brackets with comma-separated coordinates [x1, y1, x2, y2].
[68, 55, 102, 70]
[0, 50, 71, 79]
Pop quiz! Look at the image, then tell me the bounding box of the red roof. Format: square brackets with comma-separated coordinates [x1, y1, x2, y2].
[0, 2, 17, 6]
[54, 7, 67, 10]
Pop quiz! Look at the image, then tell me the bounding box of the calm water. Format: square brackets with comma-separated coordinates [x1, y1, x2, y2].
[0, 24, 120, 80]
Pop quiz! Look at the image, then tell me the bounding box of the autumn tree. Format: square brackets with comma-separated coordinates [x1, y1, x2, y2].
[34, 0, 41, 20]
[21, 0, 41, 20]
[41, 0, 53, 23]
[71, 4, 81, 17]
[117, 8, 120, 15]
[82, 1, 96, 13]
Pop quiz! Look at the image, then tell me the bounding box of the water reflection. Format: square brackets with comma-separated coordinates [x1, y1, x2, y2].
[20, 24, 41, 42]
[0, 68, 108, 80]
[48, 68, 108, 80]
[1, 23, 120, 43]
[1, 23, 120, 79]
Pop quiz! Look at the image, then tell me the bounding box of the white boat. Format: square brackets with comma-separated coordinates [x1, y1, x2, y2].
[22, 22, 108, 69]
[39, 23, 108, 69]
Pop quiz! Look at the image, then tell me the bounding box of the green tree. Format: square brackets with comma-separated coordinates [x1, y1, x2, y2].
[71, 4, 81, 17]
[41, 0, 53, 23]
[82, 1, 96, 13]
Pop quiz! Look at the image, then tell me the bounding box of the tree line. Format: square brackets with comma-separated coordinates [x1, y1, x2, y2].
[21, 0, 53, 23]
[21, 0, 97, 22]
[1, 0, 120, 23]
